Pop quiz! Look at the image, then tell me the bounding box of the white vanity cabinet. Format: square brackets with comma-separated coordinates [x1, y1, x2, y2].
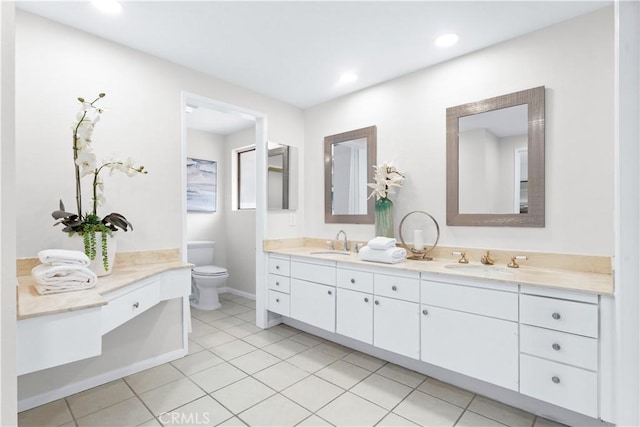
[289, 257, 336, 332]
[420, 279, 519, 390]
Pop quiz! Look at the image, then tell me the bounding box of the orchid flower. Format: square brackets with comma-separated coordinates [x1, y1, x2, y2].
[367, 160, 406, 200]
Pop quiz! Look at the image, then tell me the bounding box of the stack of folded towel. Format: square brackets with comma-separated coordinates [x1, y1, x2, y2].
[359, 237, 407, 264]
[31, 249, 98, 295]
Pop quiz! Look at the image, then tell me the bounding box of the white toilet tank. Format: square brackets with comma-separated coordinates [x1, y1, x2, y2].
[187, 241, 215, 266]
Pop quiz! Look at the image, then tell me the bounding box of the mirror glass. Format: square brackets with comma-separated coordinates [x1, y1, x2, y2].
[325, 126, 377, 224]
[447, 86, 545, 227]
[268, 142, 298, 211]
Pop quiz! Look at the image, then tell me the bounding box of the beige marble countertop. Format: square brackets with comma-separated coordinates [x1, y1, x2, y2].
[266, 246, 614, 295]
[17, 249, 192, 320]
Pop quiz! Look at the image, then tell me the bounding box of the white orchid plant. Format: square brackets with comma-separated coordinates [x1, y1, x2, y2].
[52, 93, 147, 269]
[367, 160, 406, 200]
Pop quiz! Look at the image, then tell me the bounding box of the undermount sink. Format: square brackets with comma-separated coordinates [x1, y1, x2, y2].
[444, 264, 514, 277]
[310, 251, 351, 256]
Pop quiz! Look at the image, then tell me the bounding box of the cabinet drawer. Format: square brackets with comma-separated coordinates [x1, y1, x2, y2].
[268, 290, 290, 317]
[520, 295, 598, 338]
[520, 325, 598, 371]
[291, 261, 335, 286]
[269, 257, 291, 276]
[337, 268, 373, 293]
[421, 280, 517, 321]
[102, 280, 160, 334]
[268, 274, 291, 294]
[520, 354, 597, 417]
[374, 273, 419, 302]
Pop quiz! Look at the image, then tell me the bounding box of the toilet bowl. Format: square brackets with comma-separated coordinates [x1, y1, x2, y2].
[187, 241, 229, 311]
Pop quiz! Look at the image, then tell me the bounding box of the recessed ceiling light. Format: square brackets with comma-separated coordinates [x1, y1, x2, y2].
[434, 33, 459, 48]
[92, 0, 123, 14]
[338, 73, 358, 85]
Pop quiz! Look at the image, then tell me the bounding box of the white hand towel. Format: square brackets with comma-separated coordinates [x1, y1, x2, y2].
[367, 237, 397, 250]
[38, 249, 90, 267]
[34, 282, 96, 295]
[359, 245, 406, 264]
[31, 264, 97, 288]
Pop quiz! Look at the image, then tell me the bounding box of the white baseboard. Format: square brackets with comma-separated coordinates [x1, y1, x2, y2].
[219, 287, 255, 301]
[18, 348, 187, 412]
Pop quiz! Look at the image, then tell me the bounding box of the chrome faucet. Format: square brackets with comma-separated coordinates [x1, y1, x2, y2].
[336, 230, 348, 252]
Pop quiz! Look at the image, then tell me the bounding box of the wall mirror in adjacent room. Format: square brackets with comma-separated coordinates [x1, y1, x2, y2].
[324, 125, 377, 224]
[268, 141, 298, 210]
[446, 86, 545, 227]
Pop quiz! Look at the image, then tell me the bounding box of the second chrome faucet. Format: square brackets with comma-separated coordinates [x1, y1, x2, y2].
[336, 230, 348, 252]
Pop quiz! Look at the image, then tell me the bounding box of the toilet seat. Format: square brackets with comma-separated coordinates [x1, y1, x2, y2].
[193, 265, 228, 277]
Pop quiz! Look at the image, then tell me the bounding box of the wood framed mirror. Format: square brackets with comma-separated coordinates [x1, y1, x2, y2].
[446, 86, 545, 227]
[324, 126, 377, 224]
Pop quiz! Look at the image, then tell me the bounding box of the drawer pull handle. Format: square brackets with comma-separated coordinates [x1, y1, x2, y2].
[364, 297, 369, 303]
[552, 343, 561, 351]
[276, 282, 280, 286]
[374, 300, 380, 305]
[422, 309, 428, 315]
[552, 376, 560, 384]
[351, 278, 356, 284]
[133, 302, 140, 309]
[276, 265, 280, 270]
[328, 290, 332, 295]
[276, 298, 280, 303]
[392, 285, 398, 291]
[552, 312, 561, 320]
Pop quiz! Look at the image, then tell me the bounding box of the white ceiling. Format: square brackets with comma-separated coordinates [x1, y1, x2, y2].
[17, 1, 610, 111]
[185, 105, 255, 135]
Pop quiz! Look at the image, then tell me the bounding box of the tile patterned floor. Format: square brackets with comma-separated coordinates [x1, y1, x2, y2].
[18, 293, 568, 427]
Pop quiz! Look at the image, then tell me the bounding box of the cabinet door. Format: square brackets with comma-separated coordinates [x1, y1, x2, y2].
[421, 305, 519, 391]
[336, 288, 373, 344]
[290, 279, 336, 332]
[373, 296, 419, 359]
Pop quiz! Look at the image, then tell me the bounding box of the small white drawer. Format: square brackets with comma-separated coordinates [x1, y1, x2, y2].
[268, 274, 291, 294]
[337, 268, 373, 293]
[102, 280, 160, 334]
[268, 290, 290, 316]
[374, 273, 419, 302]
[291, 261, 336, 286]
[421, 280, 518, 321]
[520, 354, 597, 417]
[269, 257, 291, 276]
[520, 295, 598, 338]
[520, 324, 598, 371]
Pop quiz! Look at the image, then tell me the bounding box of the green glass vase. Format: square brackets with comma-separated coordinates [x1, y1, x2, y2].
[375, 197, 394, 238]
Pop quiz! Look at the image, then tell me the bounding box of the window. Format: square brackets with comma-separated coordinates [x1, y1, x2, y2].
[237, 147, 256, 209]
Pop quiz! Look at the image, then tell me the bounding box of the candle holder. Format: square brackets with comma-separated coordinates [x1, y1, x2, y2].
[398, 211, 440, 261]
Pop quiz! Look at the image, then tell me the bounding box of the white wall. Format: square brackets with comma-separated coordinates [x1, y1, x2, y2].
[186, 129, 227, 268]
[15, 11, 305, 258]
[303, 7, 614, 256]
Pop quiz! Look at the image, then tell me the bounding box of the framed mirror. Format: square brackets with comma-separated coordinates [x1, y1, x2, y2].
[324, 126, 377, 224]
[446, 86, 545, 227]
[268, 142, 298, 210]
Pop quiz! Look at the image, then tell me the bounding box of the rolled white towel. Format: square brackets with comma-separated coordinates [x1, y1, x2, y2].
[359, 245, 406, 264]
[34, 282, 97, 295]
[367, 237, 397, 250]
[38, 249, 90, 267]
[31, 264, 97, 288]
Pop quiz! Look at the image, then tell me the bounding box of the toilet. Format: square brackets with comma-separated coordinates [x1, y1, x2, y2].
[187, 241, 229, 310]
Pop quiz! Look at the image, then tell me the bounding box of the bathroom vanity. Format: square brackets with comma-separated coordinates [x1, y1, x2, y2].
[265, 244, 613, 425]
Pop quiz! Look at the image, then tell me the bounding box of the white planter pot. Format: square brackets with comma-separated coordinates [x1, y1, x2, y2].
[63, 232, 117, 277]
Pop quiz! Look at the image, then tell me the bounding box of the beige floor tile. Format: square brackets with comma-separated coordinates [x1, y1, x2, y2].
[376, 363, 426, 388]
[268, 324, 301, 338]
[230, 296, 254, 304]
[226, 323, 262, 338]
[137, 419, 162, 426]
[468, 396, 535, 427]
[190, 318, 220, 338]
[418, 378, 475, 408]
[351, 373, 413, 410]
[377, 412, 419, 426]
[189, 362, 247, 393]
[59, 422, 77, 427]
[243, 330, 286, 348]
[76, 396, 153, 426]
[456, 411, 508, 427]
[287, 348, 338, 373]
[235, 310, 256, 323]
[229, 349, 281, 374]
[211, 377, 275, 414]
[315, 359, 371, 389]
[187, 340, 205, 355]
[242, 301, 257, 309]
[138, 378, 205, 416]
[343, 351, 386, 372]
[315, 341, 352, 358]
[18, 399, 73, 427]
[282, 375, 344, 412]
[171, 350, 224, 376]
[263, 337, 309, 359]
[289, 332, 324, 347]
[222, 305, 253, 316]
[216, 416, 247, 426]
[159, 395, 233, 426]
[125, 363, 185, 395]
[67, 379, 134, 418]
[394, 390, 464, 427]
[239, 394, 311, 427]
[219, 293, 235, 301]
[210, 339, 258, 360]
[317, 392, 388, 426]
[209, 317, 247, 330]
[253, 361, 310, 391]
[220, 300, 240, 309]
[194, 331, 238, 348]
[533, 417, 568, 427]
[296, 414, 334, 426]
[195, 309, 230, 324]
